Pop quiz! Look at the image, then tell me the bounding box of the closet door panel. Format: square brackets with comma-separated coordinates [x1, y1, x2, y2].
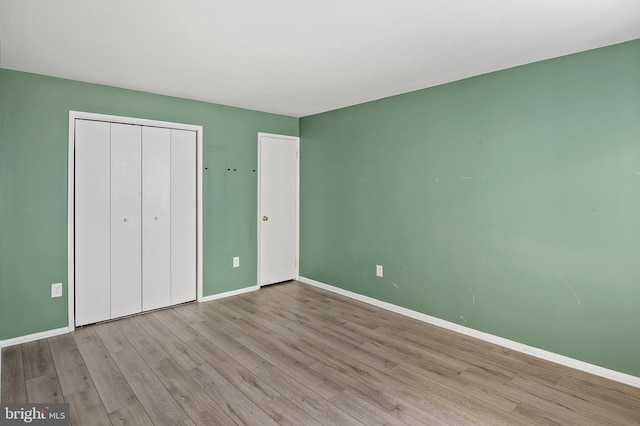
[75, 120, 111, 326]
[170, 129, 197, 305]
[110, 123, 142, 319]
[142, 126, 171, 311]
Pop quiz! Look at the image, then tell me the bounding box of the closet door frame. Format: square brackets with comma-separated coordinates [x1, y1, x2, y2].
[67, 111, 203, 332]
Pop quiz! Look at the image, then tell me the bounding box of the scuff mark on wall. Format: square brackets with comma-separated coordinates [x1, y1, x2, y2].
[459, 315, 468, 323]
[465, 278, 476, 305]
[392, 283, 399, 290]
[558, 273, 581, 305]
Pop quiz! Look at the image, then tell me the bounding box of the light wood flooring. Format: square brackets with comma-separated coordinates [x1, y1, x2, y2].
[2, 281, 639, 425]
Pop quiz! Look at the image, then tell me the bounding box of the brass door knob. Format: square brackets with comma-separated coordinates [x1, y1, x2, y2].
[262, 216, 269, 221]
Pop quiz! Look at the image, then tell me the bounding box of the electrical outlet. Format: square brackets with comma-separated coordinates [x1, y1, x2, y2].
[51, 283, 63, 298]
[233, 256, 240, 268]
[376, 265, 383, 277]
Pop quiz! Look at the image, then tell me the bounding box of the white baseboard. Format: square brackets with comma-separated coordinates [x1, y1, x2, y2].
[201, 285, 260, 302]
[297, 276, 640, 389]
[0, 327, 70, 349]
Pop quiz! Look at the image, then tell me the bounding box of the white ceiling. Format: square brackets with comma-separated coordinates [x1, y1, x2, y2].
[1, 1, 639, 117]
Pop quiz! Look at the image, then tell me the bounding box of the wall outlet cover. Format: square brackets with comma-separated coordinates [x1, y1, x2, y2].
[51, 283, 63, 298]
[376, 265, 383, 277]
[233, 256, 240, 268]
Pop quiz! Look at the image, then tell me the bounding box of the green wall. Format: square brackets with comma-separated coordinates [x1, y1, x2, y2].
[299, 39, 640, 376]
[0, 69, 298, 340]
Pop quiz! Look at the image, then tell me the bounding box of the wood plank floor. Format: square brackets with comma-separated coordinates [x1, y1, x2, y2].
[2, 281, 639, 425]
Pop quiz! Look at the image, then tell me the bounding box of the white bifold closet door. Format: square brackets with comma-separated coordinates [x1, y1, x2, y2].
[75, 120, 196, 326]
[75, 120, 112, 325]
[170, 129, 197, 305]
[110, 124, 143, 319]
[142, 127, 171, 311]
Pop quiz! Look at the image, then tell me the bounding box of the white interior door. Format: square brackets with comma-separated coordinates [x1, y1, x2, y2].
[258, 133, 299, 286]
[142, 126, 171, 311]
[110, 124, 142, 319]
[75, 120, 111, 326]
[170, 129, 197, 304]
